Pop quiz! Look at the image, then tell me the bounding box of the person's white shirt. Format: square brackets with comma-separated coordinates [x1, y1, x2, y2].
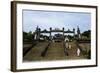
[77, 48, 80, 56]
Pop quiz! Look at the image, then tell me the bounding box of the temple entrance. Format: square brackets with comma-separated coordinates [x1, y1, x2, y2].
[23, 26, 90, 62]
[34, 27, 75, 42]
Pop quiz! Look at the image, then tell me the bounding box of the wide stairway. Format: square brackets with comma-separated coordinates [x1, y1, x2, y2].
[44, 42, 66, 60]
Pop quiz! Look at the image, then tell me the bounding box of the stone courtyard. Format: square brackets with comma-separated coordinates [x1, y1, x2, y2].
[23, 26, 91, 62]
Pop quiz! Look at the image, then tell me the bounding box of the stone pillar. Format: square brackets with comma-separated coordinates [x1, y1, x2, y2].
[73, 28, 75, 38]
[77, 26, 81, 39]
[50, 27, 52, 40]
[38, 28, 41, 40]
[35, 26, 39, 40]
[62, 27, 64, 39]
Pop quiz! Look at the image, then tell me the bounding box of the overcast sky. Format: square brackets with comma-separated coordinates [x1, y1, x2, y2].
[22, 10, 91, 34]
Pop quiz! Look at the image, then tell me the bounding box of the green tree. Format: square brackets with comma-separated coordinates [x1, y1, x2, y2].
[82, 30, 91, 39]
[23, 31, 28, 41]
[23, 31, 33, 42]
[27, 31, 33, 41]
